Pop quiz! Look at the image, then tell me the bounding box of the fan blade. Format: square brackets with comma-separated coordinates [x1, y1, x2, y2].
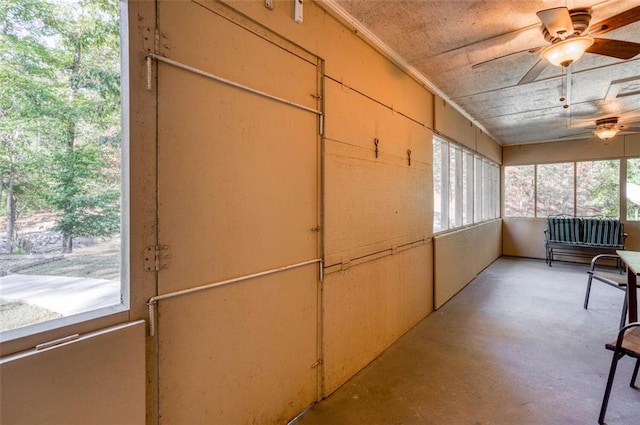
[621, 127, 640, 132]
[589, 6, 640, 36]
[518, 59, 549, 85]
[471, 46, 543, 69]
[553, 131, 593, 141]
[537, 7, 573, 39]
[587, 38, 640, 59]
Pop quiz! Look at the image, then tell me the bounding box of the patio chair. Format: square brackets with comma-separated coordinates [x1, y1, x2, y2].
[584, 254, 627, 329]
[598, 322, 640, 424]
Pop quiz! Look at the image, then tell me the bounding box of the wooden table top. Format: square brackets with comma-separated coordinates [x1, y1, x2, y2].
[617, 251, 640, 276]
[616, 250, 639, 324]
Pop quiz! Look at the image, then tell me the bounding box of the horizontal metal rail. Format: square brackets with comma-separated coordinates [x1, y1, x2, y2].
[147, 258, 322, 336]
[324, 237, 429, 275]
[146, 53, 323, 116]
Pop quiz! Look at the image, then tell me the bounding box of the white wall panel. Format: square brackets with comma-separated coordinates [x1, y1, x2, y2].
[0, 321, 145, 425]
[154, 2, 320, 424]
[434, 96, 476, 149]
[157, 268, 318, 425]
[502, 218, 547, 259]
[434, 220, 502, 309]
[323, 243, 433, 396]
[323, 78, 432, 265]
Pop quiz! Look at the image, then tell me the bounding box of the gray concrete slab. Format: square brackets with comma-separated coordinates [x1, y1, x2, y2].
[296, 257, 639, 425]
[0, 274, 120, 316]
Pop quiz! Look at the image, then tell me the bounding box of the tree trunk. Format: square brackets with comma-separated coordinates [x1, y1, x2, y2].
[6, 172, 16, 253]
[62, 233, 73, 253]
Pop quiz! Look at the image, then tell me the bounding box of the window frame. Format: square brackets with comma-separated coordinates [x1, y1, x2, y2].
[503, 159, 624, 220]
[0, 1, 132, 356]
[433, 135, 500, 235]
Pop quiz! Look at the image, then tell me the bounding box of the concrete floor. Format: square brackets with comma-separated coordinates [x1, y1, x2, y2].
[296, 257, 639, 425]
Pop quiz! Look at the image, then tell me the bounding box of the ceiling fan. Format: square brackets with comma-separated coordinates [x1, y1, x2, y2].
[568, 116, 640, 141]
[517, 5, 640, 85]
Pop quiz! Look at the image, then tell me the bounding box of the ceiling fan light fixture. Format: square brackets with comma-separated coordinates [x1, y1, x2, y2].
[540, 36, 594, 66]
[594, 125, 620, 141]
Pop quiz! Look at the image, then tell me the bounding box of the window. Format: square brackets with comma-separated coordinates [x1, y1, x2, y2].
[504, 165, 535, 217]
[536, 163, 575, 216]
[576, 160, 619, 217]
[1, 0, 126, 336]
[474, 154, 483, 223]
[462, 150, 474, 225]
[433, 136, 499, 232]
[484, 160, 499, 220]
[449, 145, 462, 228]
[627, 158, 640, 220]
[504, 160, 622, 219]
[433, 138, 448, 232]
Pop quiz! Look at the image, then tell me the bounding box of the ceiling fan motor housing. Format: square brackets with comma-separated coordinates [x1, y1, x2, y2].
[596, 117, 619, 127]
[542, 8, 592, 43]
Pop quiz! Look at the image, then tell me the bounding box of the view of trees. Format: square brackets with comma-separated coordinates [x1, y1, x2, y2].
[504, 160, 622, 219]
[627, 158, 640, 220]
[576, 160, 619, 217]
[1, 0, 120, 254]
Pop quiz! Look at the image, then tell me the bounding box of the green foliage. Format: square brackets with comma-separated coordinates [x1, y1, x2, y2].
[577, 160, 619, 218]
[48, 144, 120, 239]
[1, 0, 121, 253]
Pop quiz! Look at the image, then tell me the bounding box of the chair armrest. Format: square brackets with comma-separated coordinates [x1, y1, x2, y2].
[611, 322, 640, 352]
[589, 254, 621, 272]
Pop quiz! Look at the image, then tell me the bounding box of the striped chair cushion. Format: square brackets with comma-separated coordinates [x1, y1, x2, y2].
[547, 216, 581, 243]
[582, 218, 624, 247]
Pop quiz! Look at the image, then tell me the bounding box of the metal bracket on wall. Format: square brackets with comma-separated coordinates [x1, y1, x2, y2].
[407, 149, 412, 166]
[374, 138, 379, 158]
[141, 27, 157, 54]
[144, 245, 171, 272]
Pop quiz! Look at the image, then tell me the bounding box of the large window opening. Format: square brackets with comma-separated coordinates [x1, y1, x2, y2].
[627, 158, 640, 220]
[504, 160, 622, 219]
[0, 0, 124, 334]
[433, 136, 499, 233]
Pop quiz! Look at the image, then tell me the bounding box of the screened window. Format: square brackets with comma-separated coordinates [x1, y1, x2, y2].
[504, 165, 534, 217]
[536, 163, 574, 216]
[576, 160, 619, 217]
[474, 155, 483, 223]
[484, 161, 499, 220]
[433, 138, 448, 232]
[627, 158, 640, 221]
[449, 145, 462, 228]
[504, 160, 623, 219]
[462, 150, 474, 225]
[1, 0, 126, 335]
[433, 136, 499, 232]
